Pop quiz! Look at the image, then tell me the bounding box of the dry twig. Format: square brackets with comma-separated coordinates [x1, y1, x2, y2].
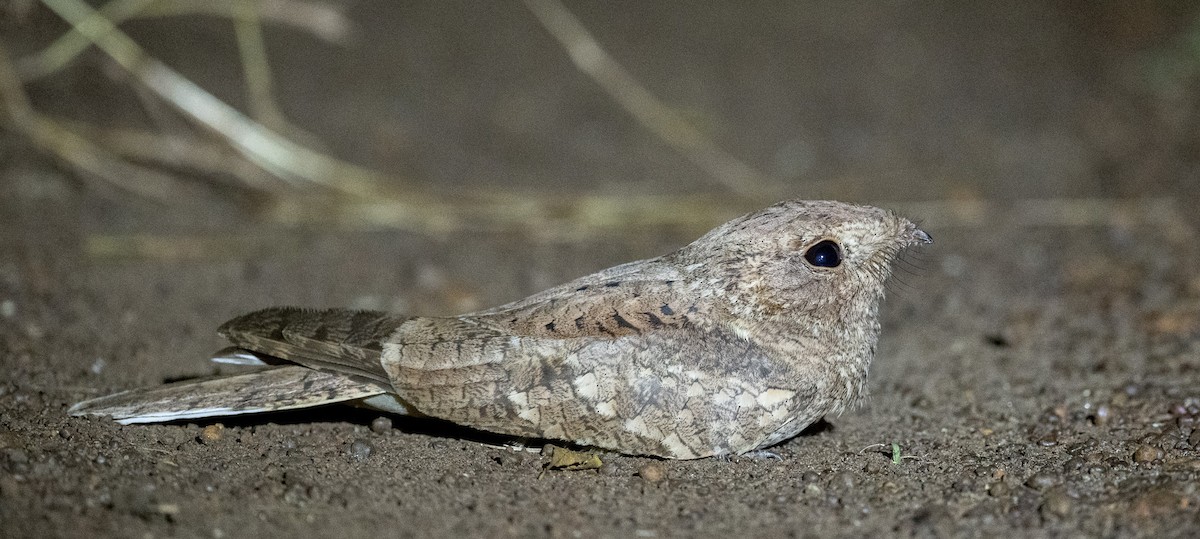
[19, 0, 353, 80]
[7, 1, 1191, 243]
[521, 0, 780, 200]
[38, 0, 391, 198]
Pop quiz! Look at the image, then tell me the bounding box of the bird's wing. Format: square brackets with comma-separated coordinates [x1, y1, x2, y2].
[216, 256, 699, 373]
[217, 307, 410, 383]
[381, 267, 704, 372]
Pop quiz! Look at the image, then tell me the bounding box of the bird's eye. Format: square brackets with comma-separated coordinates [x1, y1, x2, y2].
[803, 240, 842, 268]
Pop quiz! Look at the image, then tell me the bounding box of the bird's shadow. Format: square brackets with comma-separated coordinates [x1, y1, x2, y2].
[177, 404, 565, 452]
[186, 406, 838, 459]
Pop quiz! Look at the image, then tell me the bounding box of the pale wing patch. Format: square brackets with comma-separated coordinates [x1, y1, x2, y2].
[572, 372, 599, 400]
[756, 407, 794, 427]
[595, 401, 616, 417]
[542, 424, 565, 439]
[507, 391, 529, 408]
[756, 388, 795, 408]
[381, 342, 403, 366]
[661, 433, 696, 459]
[518, 407, 540, 424]
[624, 416, 650, 436]
[509, 390, 540, 424]
[624, 416, 664, 441]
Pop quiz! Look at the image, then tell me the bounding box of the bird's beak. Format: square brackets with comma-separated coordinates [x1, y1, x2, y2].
[911, 228, 933, 245]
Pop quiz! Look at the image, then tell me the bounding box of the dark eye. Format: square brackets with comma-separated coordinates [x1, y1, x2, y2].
[803, 240, 842, 268]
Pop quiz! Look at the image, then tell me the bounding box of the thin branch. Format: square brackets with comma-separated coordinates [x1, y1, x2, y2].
[0, 42, 34, 126]
[38, 0, 392, 198]
[63, 120, 276, 189]
[15, 0, 1194, 244]
[17, 0, 155, 81]
[233, 1, 286, 130]
[521, 0, 780, 200]
[18, 0, 353, 81]
[0, 42, 191, 200]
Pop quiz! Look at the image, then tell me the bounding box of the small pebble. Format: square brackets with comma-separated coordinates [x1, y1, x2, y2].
[1131, 486, 1181, 518]
[829, 470, 855, 489]
[369, 416, 392, 435]
[1091, 405, 1111, 426]
[637, 462, 666, 483]
[1040, 487, 1073, 517]
[598, 461, 624, 477]
[198, 424, 224, 444]
[1024, 471, 1058, 491]
[4, 448, 29, 466]
[988, 481, 1010, 498]
[1061, 458, 1085, 473]
[1133, 444, 1163, 463]
[349, 439, 373, 461]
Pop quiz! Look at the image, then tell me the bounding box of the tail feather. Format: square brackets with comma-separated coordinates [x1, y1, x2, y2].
[68, 366, 388, 424]
[217, 307, 409, 383]
[209, 346, 274, 366]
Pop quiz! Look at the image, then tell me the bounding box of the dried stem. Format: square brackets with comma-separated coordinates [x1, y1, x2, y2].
[233, 1, 285, 130]
[10, 1, 1189, 243]
[0, 42, 191, 200]
[521, 0, 780, 200]
[37, 0, 392, 198]
[19, 0, 353, 81]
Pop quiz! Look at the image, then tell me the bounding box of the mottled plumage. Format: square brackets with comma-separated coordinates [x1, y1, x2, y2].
[70, 200, 930, 459]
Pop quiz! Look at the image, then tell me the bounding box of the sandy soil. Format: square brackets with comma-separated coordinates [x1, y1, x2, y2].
[3, 2, 1200, 538]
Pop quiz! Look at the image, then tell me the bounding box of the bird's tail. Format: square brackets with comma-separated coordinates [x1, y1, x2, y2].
[68, 366, 388, 424]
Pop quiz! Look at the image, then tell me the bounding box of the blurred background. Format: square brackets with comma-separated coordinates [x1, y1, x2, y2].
[2, 0, 1197, 241]
[3, 3, 1200, 536]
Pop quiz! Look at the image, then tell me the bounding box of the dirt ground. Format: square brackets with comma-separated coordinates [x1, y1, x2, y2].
[3, 2, 1200, 538]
